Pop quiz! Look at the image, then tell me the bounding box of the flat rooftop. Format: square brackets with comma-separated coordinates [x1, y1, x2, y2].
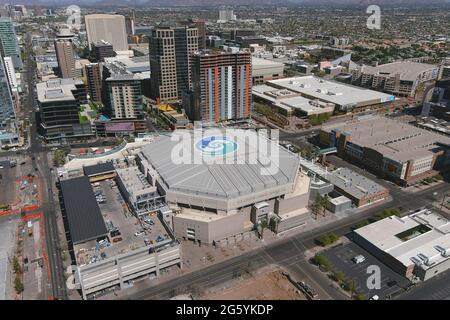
[253, 84, 335, 115]
[268, 76, 395, 108]
[83, 162, 115, 177]
[322, 116, 450, 163]
[36, 78, 83, 103]
[116, 166, 157, 198]
[328, 167, 387, 200]
[60, 176, 108, 244]
[74, 179, 173, 267]
[354, 209, 450, 270]
[359, 61, 438, 81]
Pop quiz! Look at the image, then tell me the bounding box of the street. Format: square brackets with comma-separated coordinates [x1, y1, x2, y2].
[123, 182, 449, 300]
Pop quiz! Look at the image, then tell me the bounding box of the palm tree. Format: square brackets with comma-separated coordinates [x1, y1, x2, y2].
[259, 218, 268, 239]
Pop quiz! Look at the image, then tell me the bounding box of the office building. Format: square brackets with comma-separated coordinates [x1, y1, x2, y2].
[3, 56, 17, 89]
[91, 41, 114, 62]
[186, 50, 252, 122]
[351, 61, 439, 97]
[36, 78, 92, 141]
[0, 17, 22, 69]
[104, 74, 144, 119]
[125, 16, 135, 36]
[54, 29, 76, 78]
[85, 14, 128, 51]
[0, 55, 16, 132]
[320, 116, 450, 185]
[353, 209, 450, 281]
[85, 63, 102, 103]
[149, 25, 198, 101]
[218, 9, 236, 23]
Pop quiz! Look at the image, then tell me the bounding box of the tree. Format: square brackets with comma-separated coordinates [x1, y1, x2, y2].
[53, 149, 67, 167]
[313, 254, 332, 272]
[13, 256, 22, 274]
[355, 293, 366, 300]
[333, 271, 345, 283]
[259, 218, 269, 239]
[269, 216, 280, 233]
[14, 277, 24, 294]
[346, 279, 357, 298]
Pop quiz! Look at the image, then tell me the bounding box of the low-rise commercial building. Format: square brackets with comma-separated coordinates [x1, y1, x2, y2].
[351, 61, 439, 97]
[252, 57, 284, 85]
[320, 116, 450, 185]
[299, 158, 388, 208]
[253, 84, 335, 117]
[266, 76, 395, 112]
[353, 209, 450, 281]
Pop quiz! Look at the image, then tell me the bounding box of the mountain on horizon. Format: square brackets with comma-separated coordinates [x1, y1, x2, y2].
[0, 0, 447, 7]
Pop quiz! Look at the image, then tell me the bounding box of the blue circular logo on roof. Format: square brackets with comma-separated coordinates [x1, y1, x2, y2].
[196, 136, 238, 156]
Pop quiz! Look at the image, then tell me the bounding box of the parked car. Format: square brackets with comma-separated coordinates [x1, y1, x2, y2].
[113, 237, 122, 243]
[134, 231, 144, 237]
[352, 255, 366, 264]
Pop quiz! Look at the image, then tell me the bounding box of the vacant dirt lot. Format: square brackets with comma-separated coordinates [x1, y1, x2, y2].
[199, 267, 306, 300]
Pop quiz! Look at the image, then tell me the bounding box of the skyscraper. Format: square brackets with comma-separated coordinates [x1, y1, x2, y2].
[149, 25, 198, 101]
[125, 16, 135, 36]
[3, 56, 17, 89]
[0, 55, 16, 131]
[0, 17, 23, 70]
[55, 29, 76, 78]
[85, 14, 128, 51]
[105, 74, 143, 119]
[85, 63, 102, 104]
[186, 50, 252, 123]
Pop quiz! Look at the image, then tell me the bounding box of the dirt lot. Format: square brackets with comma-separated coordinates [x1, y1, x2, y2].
[199, 267, 306, 300]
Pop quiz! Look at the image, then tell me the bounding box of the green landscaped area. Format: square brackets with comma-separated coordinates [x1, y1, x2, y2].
[79, 114, 89, 124]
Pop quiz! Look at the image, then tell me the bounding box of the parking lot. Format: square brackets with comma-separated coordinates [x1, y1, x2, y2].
[322, 242, 410, 299]
[74, 179, 173, 266]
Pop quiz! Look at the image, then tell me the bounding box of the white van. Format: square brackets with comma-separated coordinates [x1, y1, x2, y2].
[352, 255, 366, 264]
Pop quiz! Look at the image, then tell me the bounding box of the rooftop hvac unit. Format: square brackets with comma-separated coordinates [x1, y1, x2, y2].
[410, 256, 423, 266]
[435, 245, 450, 257]
[417, 253, 429, 263]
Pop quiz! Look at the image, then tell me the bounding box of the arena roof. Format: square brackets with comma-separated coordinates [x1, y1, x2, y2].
[140, 131, 301, 210]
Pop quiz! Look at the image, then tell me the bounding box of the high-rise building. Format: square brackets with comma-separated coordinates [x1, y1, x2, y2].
[55, 29, 76, 78]
[125, 16, 135, 36]
[36, 78, 92, 141]
[0, 17, 23, 70]
[3, 56, 17, 89]
[0, 55, 15, 131]
[85, 14, 128, 51]
[85, 63, 102, 103]
[218, 9, 236, 23]
[182, 19, 206, 49]
[105, 74, 143, 119]
[149, 26, 198, 101]
[91, 41, 115, 62]
[186, 50, 252, 123]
